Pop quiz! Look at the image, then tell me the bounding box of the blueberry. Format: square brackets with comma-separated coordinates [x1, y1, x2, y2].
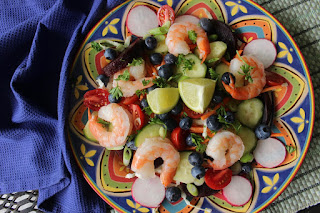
[171, 101, 183, 115]
[191, 166, 206, 179]
[224, 111, 235, 123]
[199, 18, 214, 34]
[186, 134, 195, 147]
[157, 113, 170, 121]
[179, 117, 192, 130]
[150, 53, 163, 65]
[206, 115, 222, 131]
[147, 84, 158, 93]
[255, 124, 271, 140]
[140, 99, 148, 108]
[221, 72, 236, 85]
[163, 117, 178, 131]
[108, 94, 121, 103]
[126, 140, 137, 151]
[188, 152, 203, 166]
[241, 163, 252, 174]
[104, 48, 118, 60]
[145, 36, 157, 50]
[158, 64, 173, 80]
[165, 187, 181, 203]
[164, 53, 177, 65]
[212, 90, 224, 104]
[96, 74, 109, 85]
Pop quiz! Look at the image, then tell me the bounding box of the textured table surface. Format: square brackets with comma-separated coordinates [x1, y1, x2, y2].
[1, 0, 319, 212]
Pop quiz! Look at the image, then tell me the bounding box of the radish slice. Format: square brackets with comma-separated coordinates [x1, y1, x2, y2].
[253, 138, 286, 168]
[174, 15, 200, 25]
[126, 6, 158, 37]
[243, 39, 277, 68]
[131, 176, 165, 208]
[222, 176, 252, 206]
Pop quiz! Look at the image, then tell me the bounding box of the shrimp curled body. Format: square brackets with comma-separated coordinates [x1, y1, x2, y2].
[206, 131, 244, 170]
[223, 55, 266, 100]
[131, 137, 180, 187]
[166, 22, 210, 62]
[88, 103, 133, 149]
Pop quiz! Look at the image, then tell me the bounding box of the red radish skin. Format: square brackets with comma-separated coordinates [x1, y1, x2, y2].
[243, 38, 277, 68]
[253, 138, 287, 168]
[222, 176, 253, 206]
[126, 6, 159, 37]
[174, 15, 200, 25]
[131, 176, 165, 208]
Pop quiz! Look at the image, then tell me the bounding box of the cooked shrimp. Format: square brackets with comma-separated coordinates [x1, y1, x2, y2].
[113, 66, 154, 97]
[166, 22, 210, 62]
[206, 131, 244, 170]
[229, 58, 245, 87]
[222, 55, 266, 100]
[88, 103, 133, 149]
[131, 137, 180, 187]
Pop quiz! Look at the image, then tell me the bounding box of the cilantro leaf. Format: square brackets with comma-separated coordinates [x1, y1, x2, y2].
[143, 106, 153, 116]
[236, 50, 254, 83]
[188, 30, 197, 44]
[135, 89, 147, 97]
[142, 79, 151, 86]
[91, 41, 102, 51]
[128, 57, 144, 67]
[115, 70, 130, 81]
[152, 77, 168, 88]
[208, 68, 219, 80]
[109, 84, 123, 100]
[97, 118, 111, 129]
[176, 54, 195, 73]
[216, 106, 242, 132]
[190, 133, 206, 153]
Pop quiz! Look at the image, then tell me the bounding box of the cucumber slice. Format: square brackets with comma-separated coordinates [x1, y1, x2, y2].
[226, 98, 242, 112]
[237, 126, 257, 155]
[173, 151, 196, 184]
[134, 124, 163, 147]
[176, 54, 207, 78]
[195, 41, 227, 65]
[215, 63, 229, 89]
[153, 39, 168, 54]
[236, 98, 264, 129]
[83, 121, 98, 142]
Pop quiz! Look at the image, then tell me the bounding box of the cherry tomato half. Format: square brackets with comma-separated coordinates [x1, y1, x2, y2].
[170, 127, 188, 151]
[265, 71, 287, 87]
[120, 94, 139, 105]
[204, 168, 232, 190]
[157, 5, 175, 26]
[183, 105, 204, 119]
[129, 104, 146, 131]
[84, 88, 109, 111]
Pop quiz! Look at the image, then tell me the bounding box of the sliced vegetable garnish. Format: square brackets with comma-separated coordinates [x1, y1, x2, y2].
[204, 168, 232, 190]
[157, 5, 175, 26]
[84, 88, 109, 111]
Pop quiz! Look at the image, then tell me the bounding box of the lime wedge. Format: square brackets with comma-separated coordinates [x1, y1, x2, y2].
[147, 88, 180, 114]
[178, 78, 216, 113]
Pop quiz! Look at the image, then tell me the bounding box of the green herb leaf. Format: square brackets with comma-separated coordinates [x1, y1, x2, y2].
[149, 21, 171, 35]
[152, 77, 168, 88]
[97, 118, 111, 129]
[176, 54, 195, 73]
[236, 50, 254, 83]
[285, 145, 296, 154]
[143, 106, 153, 116]
[168, 73, 183, 82]
[91, 41, 102, 51]
[109, 84, 123, 100]
[216, 106, 242, 132]
[142, 79, 151, 86]
[115, 70, 130, 81]
[135, 89, 147, 97]
[188, 30, 197, 44]
[208, 68, 219, 80]
[190, 133, 206, 153]
[128, 57, 144, 67]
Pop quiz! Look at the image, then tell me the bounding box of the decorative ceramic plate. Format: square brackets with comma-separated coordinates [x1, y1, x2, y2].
[68, 0, 315, 212]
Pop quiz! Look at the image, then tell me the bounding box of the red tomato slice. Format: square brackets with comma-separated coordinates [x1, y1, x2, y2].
[157, 5, 175, 26]
[265, 71, 286, 87]
[205, 168, 232, 190]
[120, 94, 139, 105]
[129, 104, 146, 131]
[170, 127, 188, 151]
[183, 105, 204, 119]
[84, 88, 109, 111]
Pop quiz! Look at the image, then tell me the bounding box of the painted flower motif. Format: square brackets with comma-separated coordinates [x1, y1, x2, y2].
[73, 75, 89, 99]
[225, 1, 248, 16]
[119, 161, 130, 173]
[261, 173, 280, 193]
[102, 18, 120, 36]
[126, 199, 149, 212]
[157, 0, 173, 7]
[243, 36, 253, 43]
[290, 108, 308, 133]
[277, 42, 293, 64]
[80, 144, 97, 166]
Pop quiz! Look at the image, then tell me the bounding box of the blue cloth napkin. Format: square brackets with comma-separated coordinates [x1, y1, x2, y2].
[0, 0, 122, 212]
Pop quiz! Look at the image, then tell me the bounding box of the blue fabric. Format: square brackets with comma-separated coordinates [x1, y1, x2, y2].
[0, 0, 122, 212]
